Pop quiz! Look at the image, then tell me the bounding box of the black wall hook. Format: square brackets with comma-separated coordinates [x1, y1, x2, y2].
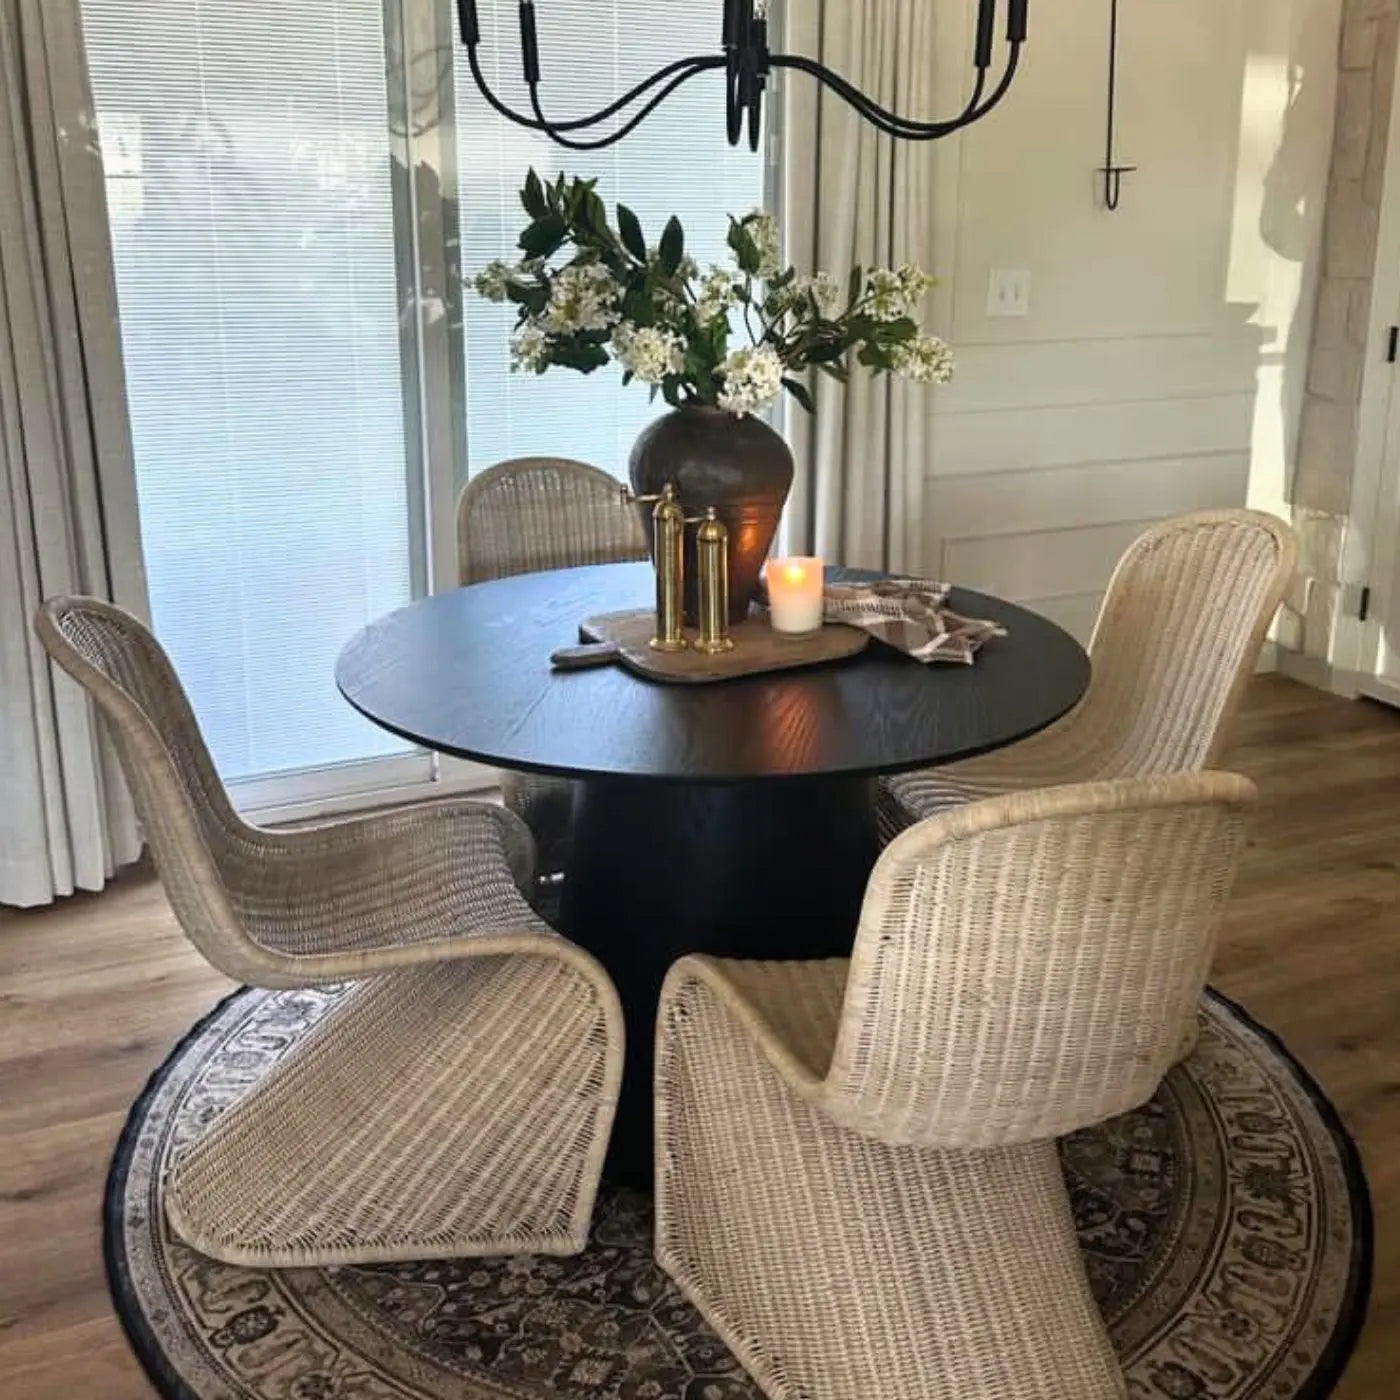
[1099, 0, 1135, 211]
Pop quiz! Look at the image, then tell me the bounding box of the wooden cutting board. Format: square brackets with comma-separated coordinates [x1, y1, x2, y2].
[554, 608, 869, 683]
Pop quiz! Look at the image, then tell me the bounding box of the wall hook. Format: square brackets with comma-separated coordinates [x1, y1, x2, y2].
[1098, 0, 1135, 211]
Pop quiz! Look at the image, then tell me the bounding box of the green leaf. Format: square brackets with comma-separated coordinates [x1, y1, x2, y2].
[519, 213, 567, 258]
[782, 376, 815, 413]
[816, 360, 850, 384]
[659, 215, 685, 276]
[521, 168, 548, 220]
[729, 222, 760, 275]
[683, 340, 716, 379]
[505, 281, 549, 317]
[857, 343, 896, 371]
[846, 264, 863, 308]
[617, 204, 647, 262]
[622, 286, 655, 327]
[877, 316, 919, 342]
[549, 338, 611, 374]
[587, 189, 609, 235]
[804, 341, 846, 364]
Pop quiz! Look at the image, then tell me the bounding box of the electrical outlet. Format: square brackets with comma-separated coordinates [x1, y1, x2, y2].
[986, 268, 1031, 318]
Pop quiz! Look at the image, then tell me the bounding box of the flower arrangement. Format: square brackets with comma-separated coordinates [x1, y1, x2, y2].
[473, 169, 953, 417]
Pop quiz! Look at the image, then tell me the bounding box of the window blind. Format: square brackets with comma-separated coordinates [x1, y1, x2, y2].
[81, 0, 415, 784]
[454, 1, 767, 477]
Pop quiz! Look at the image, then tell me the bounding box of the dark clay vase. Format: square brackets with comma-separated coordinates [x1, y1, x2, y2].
[629, 406, 795, 625]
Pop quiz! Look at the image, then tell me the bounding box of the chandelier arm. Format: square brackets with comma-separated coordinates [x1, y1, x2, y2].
[465, 43, 550, 131]
[770, 45, 1018, 140]
[767, 54, 964, 137]
[954, 43, 1022, 128]
[465, 46, 720, 134]
[527, 59, 724, 151]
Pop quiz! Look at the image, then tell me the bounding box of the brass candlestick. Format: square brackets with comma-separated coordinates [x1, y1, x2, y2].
[623, 483, 688, 652]
[694, 508, 735, 655]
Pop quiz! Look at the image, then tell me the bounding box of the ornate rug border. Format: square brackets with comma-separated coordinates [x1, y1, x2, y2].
[1204, 988, 1374, 1400]
[102, 986, 1376, 1400]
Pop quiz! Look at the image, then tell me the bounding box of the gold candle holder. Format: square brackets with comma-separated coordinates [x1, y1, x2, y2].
[694, 508, 735, 655]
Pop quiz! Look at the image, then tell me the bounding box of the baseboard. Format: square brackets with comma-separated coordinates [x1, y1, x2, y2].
[1275, 649, 1367, 699]
[252, 770, 499, 826]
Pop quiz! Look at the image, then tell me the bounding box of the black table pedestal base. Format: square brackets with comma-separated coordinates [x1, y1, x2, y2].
[558, 775, 879, 1187]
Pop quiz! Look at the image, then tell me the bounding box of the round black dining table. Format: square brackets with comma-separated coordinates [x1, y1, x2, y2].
[337, 562, 1090, 1183]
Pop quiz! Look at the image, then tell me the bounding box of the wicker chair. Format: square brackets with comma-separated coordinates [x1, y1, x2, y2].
[457, 457, 648, 886]
[656, 773, 1256, 1400]
[34, 596, 623, 1268]
[876, 510, 1295, 844]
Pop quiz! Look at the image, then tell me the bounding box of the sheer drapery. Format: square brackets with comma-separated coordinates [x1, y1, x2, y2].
[0, 0, 147, 905]
[783, 0, 939, 573]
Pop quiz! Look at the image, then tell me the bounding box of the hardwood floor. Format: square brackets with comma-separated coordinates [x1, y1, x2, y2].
[1, 674, 1397, 1398]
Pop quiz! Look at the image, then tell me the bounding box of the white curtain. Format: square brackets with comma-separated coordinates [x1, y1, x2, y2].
[782, 0, 938, 573]
[0, 0, 148, 906]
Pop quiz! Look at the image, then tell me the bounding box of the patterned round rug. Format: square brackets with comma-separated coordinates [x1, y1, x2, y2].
[106, 985, 1371, 1400]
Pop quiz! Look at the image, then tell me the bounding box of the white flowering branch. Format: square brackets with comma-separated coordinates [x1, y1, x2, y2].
[472, 168, 954, 416]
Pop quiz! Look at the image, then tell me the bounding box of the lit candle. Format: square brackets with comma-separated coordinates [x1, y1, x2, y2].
[766, 557, 825, 634]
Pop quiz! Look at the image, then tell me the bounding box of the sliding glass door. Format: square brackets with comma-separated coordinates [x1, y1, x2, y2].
[80, 0, 766, 809]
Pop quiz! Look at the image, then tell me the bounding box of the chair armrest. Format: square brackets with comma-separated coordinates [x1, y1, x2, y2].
[234, 799, 549, 970]
[277, 925, 608, 987]
[266, 797, 537, 894]
[657, 955, 846, 1107]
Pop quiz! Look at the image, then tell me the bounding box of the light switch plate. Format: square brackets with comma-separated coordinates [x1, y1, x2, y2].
[986, 268, 1031, 318]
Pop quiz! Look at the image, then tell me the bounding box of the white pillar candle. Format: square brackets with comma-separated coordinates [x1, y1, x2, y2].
[766, 557, 825, 634]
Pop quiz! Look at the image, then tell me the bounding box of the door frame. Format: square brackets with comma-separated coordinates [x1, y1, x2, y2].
[1336, 26, 1400, 699]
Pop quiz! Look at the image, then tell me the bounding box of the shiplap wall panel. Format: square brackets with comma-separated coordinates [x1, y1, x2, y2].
[943, 520, 1150, 600]
[937, 333, 1261, 414]
[925, 453, 1250, 541]
[930, 395, 1257, 477]
[1018, 592, 1104, 647]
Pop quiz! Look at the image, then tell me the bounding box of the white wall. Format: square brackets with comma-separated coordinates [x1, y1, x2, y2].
[814, 0, 1340, 639]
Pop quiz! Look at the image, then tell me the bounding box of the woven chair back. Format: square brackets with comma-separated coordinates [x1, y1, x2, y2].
[34, 597, 272, 982]
[456, 456, 648, 585]
[1081, 510, 1296, 773]
[827, 773, 1256, 1148]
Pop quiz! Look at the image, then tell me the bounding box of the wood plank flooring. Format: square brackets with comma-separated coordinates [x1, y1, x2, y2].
[1, 674, 1397, 1398]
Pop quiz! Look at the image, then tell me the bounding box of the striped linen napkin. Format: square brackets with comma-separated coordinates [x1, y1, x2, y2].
[819, 577, 1006, 664]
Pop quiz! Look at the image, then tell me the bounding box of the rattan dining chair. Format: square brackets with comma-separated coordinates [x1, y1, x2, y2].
[457, 457, 648, 888]
[656, 772, 1256, 1400]
[35, 596, 624, 1268]
[876, 510, 1294, 843]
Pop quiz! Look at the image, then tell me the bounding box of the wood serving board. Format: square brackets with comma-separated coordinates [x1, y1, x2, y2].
[575, 608, 869, 684]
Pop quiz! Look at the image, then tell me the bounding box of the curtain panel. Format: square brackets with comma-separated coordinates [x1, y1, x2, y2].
[0, 0, 148, 906]
[782, 0, 940, 574]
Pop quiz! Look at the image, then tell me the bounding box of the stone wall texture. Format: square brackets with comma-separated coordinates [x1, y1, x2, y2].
[1290, 0, 1398, 658]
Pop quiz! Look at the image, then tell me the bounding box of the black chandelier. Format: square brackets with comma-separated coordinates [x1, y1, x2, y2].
[455, 0, 1028, 152]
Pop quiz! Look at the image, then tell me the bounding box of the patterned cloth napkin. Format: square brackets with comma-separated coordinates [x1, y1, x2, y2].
[819, 577, 1007, 664]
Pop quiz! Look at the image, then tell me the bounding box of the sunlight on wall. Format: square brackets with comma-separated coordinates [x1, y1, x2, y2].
[1229, 2, 1343, 653]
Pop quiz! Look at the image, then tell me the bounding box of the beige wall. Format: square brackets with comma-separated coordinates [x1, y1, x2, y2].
[901, 0, 1340, 640]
